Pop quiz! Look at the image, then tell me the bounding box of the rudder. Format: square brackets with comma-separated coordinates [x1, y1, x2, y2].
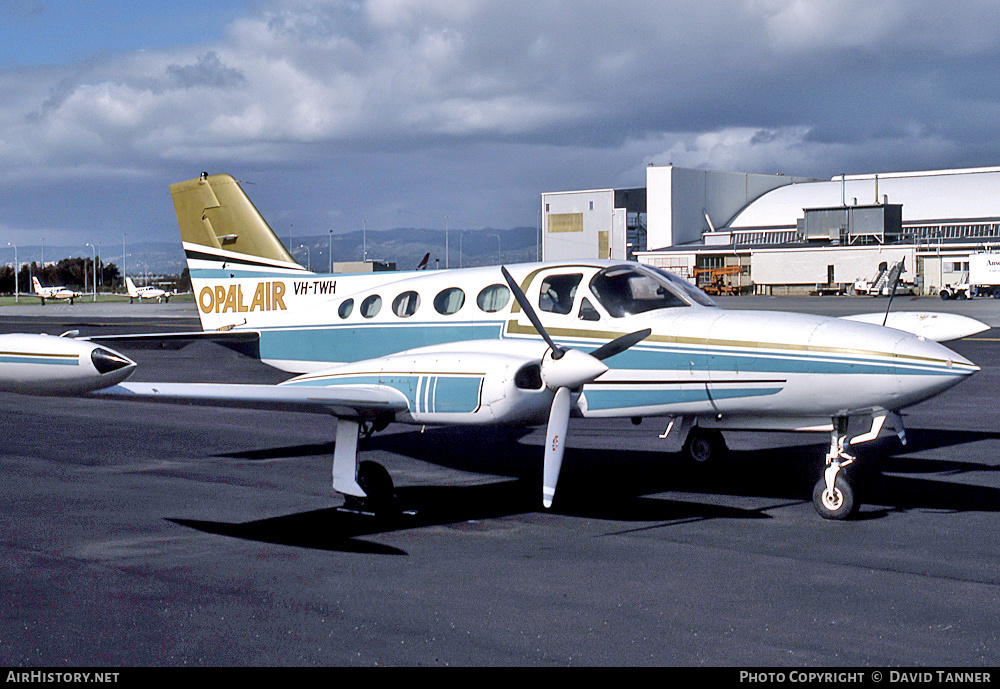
[170, 173, 305, 274]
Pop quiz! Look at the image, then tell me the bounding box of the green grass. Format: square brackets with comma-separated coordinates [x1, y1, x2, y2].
[0, 292, 194, 306]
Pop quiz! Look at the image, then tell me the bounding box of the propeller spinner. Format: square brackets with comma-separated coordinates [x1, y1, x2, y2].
[500, 266, 650, 508]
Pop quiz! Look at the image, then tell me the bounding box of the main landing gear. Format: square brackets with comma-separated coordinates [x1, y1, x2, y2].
[332, 417, 399, 519]
[681, 426, 728, 466]
[342, 460, 397, 517]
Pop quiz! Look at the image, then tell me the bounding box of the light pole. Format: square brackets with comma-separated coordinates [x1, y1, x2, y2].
[491, 234, 501, 265]
[298, 245, 311, 272]
[329, 230, 333, 273]
[86, 243, 96, 301]
[7, 242, 17, 303]
[445, 215, 450, 269]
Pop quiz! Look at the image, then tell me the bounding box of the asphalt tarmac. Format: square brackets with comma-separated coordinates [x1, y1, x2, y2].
[1, 297, 998, 667]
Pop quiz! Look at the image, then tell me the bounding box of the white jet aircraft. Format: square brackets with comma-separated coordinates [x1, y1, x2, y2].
[32, 276, 82, 305]
[86, 173, 984, 520]
[125, 276, 173, 303]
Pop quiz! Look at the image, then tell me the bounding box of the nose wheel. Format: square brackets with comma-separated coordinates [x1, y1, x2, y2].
[812, 471, 856, 520]
[813, 420, 859, 520]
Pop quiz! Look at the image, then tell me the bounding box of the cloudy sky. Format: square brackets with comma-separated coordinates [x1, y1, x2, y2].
[3, 0, 1000, 260]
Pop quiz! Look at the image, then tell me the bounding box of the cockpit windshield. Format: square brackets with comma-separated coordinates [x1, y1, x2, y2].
[645, 265, 718, 307]
[589, 265, 717, 317]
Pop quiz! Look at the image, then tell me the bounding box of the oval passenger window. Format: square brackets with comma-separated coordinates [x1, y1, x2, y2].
[434, 287, 465, 315]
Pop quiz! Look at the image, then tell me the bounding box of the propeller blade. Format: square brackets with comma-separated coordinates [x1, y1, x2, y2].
[500, 266, 564, 358]
[543, 386, 572, 508]
[588, 328, 652, 361]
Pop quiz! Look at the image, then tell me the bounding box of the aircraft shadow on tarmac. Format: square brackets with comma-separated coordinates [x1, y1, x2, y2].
[173, 424, 1000, 553]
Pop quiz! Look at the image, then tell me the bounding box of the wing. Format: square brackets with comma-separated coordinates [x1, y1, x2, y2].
[93, 381, 409, 417]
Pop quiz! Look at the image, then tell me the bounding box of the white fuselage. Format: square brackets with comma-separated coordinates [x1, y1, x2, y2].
[184, 258, 977, 430]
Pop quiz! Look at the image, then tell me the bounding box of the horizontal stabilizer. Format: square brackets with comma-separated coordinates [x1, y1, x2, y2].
[840, 312, 989, 342]
[92, 382, 409, 416]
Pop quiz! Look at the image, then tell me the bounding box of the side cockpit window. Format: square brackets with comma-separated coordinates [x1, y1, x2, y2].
[538, 274, 582, 315]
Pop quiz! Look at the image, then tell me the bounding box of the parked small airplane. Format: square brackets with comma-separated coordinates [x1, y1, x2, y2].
[125, 276, 172, 303]
[78, 173, 984, 520]
[32, 276, 82, 305]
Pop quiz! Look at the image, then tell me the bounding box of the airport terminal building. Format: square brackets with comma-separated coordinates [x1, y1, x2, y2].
[541, 165, 1000, 296]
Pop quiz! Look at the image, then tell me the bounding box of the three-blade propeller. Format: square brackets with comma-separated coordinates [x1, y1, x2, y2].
[501, 266, 650, 508]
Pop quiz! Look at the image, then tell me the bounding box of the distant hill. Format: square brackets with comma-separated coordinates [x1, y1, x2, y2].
[294, 226, 540, 271]
[6, 226, 540, 276]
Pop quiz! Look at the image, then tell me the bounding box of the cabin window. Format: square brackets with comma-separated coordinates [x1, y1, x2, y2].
[578, 297, 600, 321]
[392, 291, 420, 318]
[477, 284, 511, 313]
[434, 287, 465, 315]
[338, 299, 354, 319]
[360, 294, 382, 318]
[538, 273, 582, 315]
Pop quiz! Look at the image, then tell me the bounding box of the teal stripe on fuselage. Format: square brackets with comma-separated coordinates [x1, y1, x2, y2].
[582, 386, 783, 411]
[0, 354, 77, 366]
[593, 344, 962, 379]
[254, 320, 960, 379]
[258, 323, 504, 363]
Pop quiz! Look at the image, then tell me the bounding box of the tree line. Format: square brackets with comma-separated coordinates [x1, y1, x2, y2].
[0, 257, 121, 294]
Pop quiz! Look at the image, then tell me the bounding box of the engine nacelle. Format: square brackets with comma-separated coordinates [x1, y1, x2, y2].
[286, 348, 555, 426]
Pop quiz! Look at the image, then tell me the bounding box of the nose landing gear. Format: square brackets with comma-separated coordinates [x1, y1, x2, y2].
[813, 433, 857, 520]
[813, 418, 861, 520]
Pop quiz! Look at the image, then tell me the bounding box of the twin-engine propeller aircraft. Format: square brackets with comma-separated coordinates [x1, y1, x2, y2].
[70, 172, 984, 521]
[125, 276, 173, 303]
[32, 277, 82, 305]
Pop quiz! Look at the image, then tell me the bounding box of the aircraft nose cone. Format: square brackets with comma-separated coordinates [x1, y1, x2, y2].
[893, 333, 978, 407]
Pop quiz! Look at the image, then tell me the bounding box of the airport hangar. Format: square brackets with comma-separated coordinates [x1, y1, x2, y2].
[540, 165, 1000, 296]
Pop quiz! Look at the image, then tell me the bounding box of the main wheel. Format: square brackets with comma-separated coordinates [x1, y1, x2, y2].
[682, 427, 728, 466]
[357, 460, 397, 516]
[812, 473, 857, 520]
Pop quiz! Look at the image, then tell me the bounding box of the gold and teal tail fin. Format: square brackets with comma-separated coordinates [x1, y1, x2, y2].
[170, 173, 306, 274]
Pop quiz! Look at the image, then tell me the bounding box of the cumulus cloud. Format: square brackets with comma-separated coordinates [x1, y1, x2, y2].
[3, 0, 1000, 244]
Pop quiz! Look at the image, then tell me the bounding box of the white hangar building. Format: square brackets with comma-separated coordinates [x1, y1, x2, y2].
[541, 165, 1000, 295]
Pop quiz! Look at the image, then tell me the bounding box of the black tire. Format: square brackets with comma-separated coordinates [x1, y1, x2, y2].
[682, 427, 728, 466]
[357, 460, 396, 516]
[812, 474, 857, 520]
